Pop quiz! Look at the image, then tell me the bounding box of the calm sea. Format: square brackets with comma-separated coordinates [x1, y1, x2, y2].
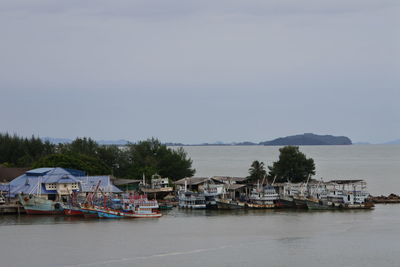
[0, 145, 399, 267]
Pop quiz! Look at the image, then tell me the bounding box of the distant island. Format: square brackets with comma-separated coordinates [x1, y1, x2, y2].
[260, 133, 352, 146]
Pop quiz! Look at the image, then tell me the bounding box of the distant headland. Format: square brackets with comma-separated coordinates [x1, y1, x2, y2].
[165, 133, 352, 146]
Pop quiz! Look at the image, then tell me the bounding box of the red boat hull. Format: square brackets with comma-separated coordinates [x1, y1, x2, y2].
[64, 208, 84, 216]
[25, 209, 64, 215]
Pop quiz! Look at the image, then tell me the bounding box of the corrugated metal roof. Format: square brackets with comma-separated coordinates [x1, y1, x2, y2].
[212, 176, 248, 183]
[224, 184, 246, 190]
[329, 179, 364, 184]
[6, 168, 121, 195]
[77, 176, 121, 193]
[174, 177, 209, 185]
[26, 168, 54, 176]
[113, 179, 141, 185]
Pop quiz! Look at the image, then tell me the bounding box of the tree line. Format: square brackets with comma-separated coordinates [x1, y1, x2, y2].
[0, 133, 195, 181]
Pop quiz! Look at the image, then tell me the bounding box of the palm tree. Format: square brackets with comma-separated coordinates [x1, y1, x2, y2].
[248, 160, 267, 183]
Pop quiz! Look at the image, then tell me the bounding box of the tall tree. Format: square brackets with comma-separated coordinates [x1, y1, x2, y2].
[268, 146, 315, 183]
[59, 137, 99, 156]
[0, 133, 55, 167]
[248, 160, 267, 183]
[126, 138, 195, 181]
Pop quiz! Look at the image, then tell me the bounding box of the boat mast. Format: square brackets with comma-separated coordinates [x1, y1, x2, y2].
[271, 175, 277, 186]
[184, 178, 187, 192]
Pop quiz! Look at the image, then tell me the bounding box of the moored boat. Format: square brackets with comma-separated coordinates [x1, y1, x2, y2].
[95, 194, 162, 218]
[127, 195, 162, 218]
[247, 184, 278, 209]
[178, 190, 206, 209]
[18, 194, 64, 215]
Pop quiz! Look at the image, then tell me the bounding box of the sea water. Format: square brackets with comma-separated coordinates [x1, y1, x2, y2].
[0, 145, 399, 267]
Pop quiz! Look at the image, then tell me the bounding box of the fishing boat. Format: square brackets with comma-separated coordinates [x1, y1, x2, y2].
[178, 190, 206, 209]
[18, 194, 64, 215]
[203, 183, 224, 209]
[96, 195, 162, 218]
[127, 195, 162, 218]
[247, 184, 279, 209]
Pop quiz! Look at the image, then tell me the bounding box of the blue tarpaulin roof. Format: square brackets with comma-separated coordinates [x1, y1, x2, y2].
[6, 167, 121, 196]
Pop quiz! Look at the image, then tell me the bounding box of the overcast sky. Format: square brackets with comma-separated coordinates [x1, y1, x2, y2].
[0, 0, 399, 144]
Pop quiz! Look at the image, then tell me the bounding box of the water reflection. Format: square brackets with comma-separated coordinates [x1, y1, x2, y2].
[0, 207, 375, 226]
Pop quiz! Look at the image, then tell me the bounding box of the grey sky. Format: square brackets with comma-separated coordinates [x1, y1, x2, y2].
[0, 1, 399, 143]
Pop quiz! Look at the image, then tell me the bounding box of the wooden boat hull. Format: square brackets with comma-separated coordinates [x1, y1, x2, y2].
[96, 207, 162, 218]
[246, 203, 275, 209]
[25, 209, 64, 215]
[344, 202, 375, 209]
[293, 198, 308, 209]
[80, 207, 99, 218]
[159, 205, 173, 210]
[306, 199, 374, 210]
[216, 200, 246, 210]
[178, 203, 206, 209]
[275, 198, 297, 208]
[306, 200, 340, 210]
[97, 210, 125, 218]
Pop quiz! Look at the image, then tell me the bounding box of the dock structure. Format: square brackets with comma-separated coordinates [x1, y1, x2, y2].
[0, 204, 25, 215]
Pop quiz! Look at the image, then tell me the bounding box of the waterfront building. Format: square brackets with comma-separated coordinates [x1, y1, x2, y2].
[140, 174, 174, 199]
[112, 178, 141, 192]
[5, 167, 121, 201]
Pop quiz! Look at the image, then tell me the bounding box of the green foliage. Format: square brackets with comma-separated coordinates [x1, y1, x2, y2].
[125, 138, 195, 181]
[58, 137, 99, 155]
[32, 153, 110, 175]
[268, 146, 315, 183]
[0, 133, 55, 167]
[247, 160, 267, 182]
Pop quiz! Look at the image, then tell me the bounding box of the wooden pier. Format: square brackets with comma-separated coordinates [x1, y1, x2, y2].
[0, 204, 25, 215]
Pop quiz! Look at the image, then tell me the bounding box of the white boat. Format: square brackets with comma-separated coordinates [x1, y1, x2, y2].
[202, 183, 224, 208]
[127, 196, 162, 217]
[178, 190, 206, 209]
[247, 184, 279, 209]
